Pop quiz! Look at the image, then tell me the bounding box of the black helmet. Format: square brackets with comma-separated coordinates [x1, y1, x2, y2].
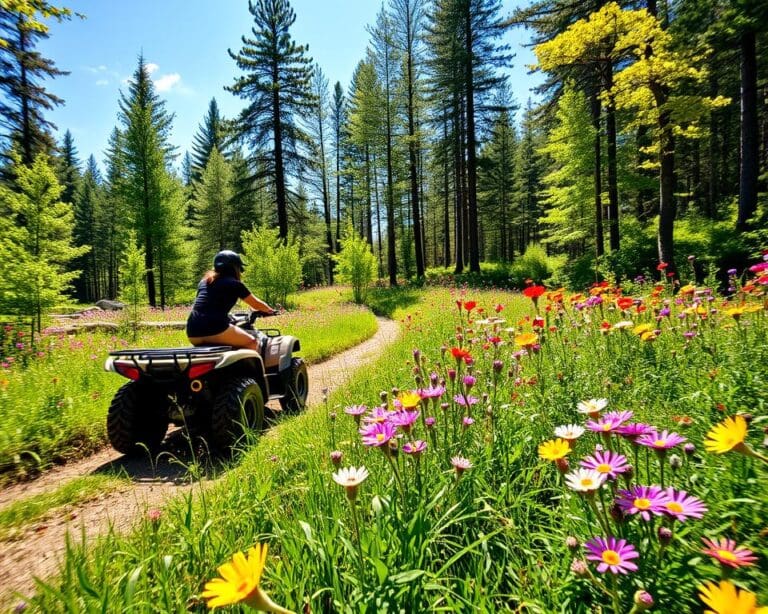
[213, 250, 245, 274]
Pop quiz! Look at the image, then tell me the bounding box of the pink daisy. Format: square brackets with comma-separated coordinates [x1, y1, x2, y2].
[359, 422, 396, 447]
[616, 485, 669, 521]
[580, 450, 630, 479]
[636, 429, 686, 450]
[584, 536, 639, 574]
[701, 537, 758, 568]
[662, 487, 707, 521]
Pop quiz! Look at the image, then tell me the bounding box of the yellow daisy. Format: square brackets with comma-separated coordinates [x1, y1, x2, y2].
[699, 580, 768, 614]
[203, 544, 293, 613]
[704, 415, 748, 455]
[397, 390, 422, 409]
[538, 438, 570, 461]
[514, 332, 539, 347]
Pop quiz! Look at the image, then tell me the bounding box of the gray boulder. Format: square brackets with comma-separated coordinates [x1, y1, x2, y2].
[95, 299, 125, 311]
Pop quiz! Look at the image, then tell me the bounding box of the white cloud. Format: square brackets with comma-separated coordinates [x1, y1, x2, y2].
[154, 73, 181, 92]
[145, 62, 160, 75]
[95, 79, 109, 86]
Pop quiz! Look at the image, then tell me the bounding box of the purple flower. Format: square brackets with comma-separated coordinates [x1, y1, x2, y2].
[359, 422, 396, 447]
[603, 410, 634, 425]
[462, 416, 475, 429]
[616, 422, 655, 441]
[586, 415, 626, 434]
[580, 450, 630, 479]
[616, 485, 669, 521]
[388, 410, 420, 433]
[454, 394, 479, 407]
[451, 455, 472, 476]
[424, 416, 436, 428]
[584, 536, 639, 574]
[363, 406, 391, 424]
[419, 385, 446, 399]
[637, 429, 686, 450]
[462, 375, 476, 389]
[402, 440, 427, 456]
[662, 487, 707, 521]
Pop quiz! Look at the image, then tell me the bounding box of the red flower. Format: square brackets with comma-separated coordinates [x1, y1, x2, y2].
[657, 262, 669, 271]
[450, 347, 471, 362]
[532, 316, 545, 329]
[494, 304, 504, 313]
[523, 285, 546, 299]
[616, 297, 634, 311]
[463, 301, 477, 312]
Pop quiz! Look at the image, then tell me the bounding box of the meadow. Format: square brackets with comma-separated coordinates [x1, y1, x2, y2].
[13, 259, 768, 612]
[0, 291, 377, 482]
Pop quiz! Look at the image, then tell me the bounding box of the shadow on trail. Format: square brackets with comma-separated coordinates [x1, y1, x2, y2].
[366, 286, 422, 318]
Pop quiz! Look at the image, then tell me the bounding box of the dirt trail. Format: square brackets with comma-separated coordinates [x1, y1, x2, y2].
[0, 317, 399, 610]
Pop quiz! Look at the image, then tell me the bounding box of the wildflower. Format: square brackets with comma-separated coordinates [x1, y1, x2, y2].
[389, 410, 420, 433]
[330, 450, 343, 467]
[450, 347, 471, 362]
[462, 416, 475, 429]
[584, 536, 639, 574]
[564, 468, 605, 493]
[538, 439, 570, 461]
[662, 487, 707, 521]
[424, 416, 436, 428]
[344, 404, 367, 423]
[554, 424, 585, 441]
[577, 398, 608, 417]
[580, 450, 630, 479]
[147, 509, 162, 524]
[657, 526, 673, 546]
[397, 391, 421, 410]
[586, 413, 631, 434]
[453, 394, 479, 407]
[704, 415, 748, 455]
[359, 422, 396, 447]
[701, 537, 758, 568]
[402, 440, 427, 456]
[616, 422, 655, 441]
[418, 385, 445, 399]
[565, 536, 580, 552]
[463, 300, 477, 312]
[698, 580, 768, 614]
[202, 544, 293, 613]
[636, 429, 686, 451]
[616, 485, 669, 521]
[451, 456, 472, 477]
[514, 332, 538, 347]
[632, 591, 655, 612]
[332, 466, 369, 501]
[523, 285, 546, 300]
[462, 375, 476, 389]
[570, 559, 589, 576]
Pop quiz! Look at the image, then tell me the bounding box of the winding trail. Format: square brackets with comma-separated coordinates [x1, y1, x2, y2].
[0, 317, 399, 609]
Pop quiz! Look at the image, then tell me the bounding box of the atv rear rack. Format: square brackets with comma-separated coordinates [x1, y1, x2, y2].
[108, 346, 233, 374]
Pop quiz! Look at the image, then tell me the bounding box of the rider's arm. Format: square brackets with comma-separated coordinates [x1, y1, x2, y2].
[243, 294, 275, 314]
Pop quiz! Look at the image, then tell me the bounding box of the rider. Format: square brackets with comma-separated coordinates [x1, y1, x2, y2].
[186, 250, 277, 351]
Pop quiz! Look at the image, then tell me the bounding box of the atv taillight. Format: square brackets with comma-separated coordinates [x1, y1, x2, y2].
[114, 360, 141, 381]
[188, 361, 216, 379]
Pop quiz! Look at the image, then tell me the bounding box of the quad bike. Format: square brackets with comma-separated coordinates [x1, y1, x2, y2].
[104, 311, 308, 455]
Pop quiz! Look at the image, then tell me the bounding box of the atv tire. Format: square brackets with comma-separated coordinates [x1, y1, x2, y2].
[107, 381, 169, 456]
[211, 377, 265, 449]
[279, 358, 308, 414]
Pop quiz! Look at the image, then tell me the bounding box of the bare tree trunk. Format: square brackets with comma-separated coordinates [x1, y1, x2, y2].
[737, 29, 758, 231]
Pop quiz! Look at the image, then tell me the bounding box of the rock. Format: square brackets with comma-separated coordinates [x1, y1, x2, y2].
[95, 299, 125, 311]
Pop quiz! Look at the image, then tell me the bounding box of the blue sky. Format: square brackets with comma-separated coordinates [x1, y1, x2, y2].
[38, 0, 542, 170]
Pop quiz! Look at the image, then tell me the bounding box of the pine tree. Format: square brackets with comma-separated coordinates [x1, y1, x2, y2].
[190, 147, 235, 276]
[118, 54, 180, 306]
[331, 81, 347, 250]
[72, 154, 103, 301]
[190, 97, 229, 183]
[0, 5, 68, 165]
[55, 129, 80, 205]
[0, 152, 88, 332]
[227, 0, 314, 240]
[102, 127, 129, 298]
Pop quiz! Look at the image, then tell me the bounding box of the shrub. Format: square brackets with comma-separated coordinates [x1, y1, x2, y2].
[334, 227, 377, 304]
[241, 226, 303, 306]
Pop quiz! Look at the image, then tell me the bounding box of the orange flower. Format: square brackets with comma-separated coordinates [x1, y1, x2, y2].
[616, 297, 635, 311]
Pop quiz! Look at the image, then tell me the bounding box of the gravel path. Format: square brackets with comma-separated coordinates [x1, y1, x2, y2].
[0, 317, 399, 609]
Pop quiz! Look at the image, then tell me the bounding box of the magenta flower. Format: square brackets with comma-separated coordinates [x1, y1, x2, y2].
[388, 410, 420, 433]
[359, 422, 396, 447]
[616, 422, 655, 441]
[662, 487, 707, 521]
[701, 537, 758, 568]
[603, 410, 634, 425]
[402, 440, 427, 456]
[580, 450, 630, 479]
[586, 414, 627, 434]
[344, 404, 368, 417]
[418, 385, 445, 399]
[584, 537, 639, 574]
[462, 416, 475, 429]
[616, 485, 669, 521]
[454, 394, 479, 407]
[462, 375, 476, 389]
[637, 429, 686, 450]
[363, 406, 391, 424]
[424, 416, 436, 428]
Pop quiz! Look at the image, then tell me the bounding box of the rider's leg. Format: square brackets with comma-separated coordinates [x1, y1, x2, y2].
[188, 325, 259, 350]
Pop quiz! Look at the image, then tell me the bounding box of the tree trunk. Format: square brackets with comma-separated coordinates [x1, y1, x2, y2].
[590, 92, 605, 258]
[657, 109, 676, 272]
[737, 29, 758, 231]
[443, 117, 451, 267]
[272, 61, 288, 240]
[465, 7, 480, 272]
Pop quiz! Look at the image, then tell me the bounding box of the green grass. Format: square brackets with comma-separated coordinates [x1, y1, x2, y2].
[0, 291, 378, 481]
[14, 284, 768, 612]
[0, 474, 126, 540]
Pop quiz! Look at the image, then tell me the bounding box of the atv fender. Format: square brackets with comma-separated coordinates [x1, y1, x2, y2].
[262, 335, 301, 371]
